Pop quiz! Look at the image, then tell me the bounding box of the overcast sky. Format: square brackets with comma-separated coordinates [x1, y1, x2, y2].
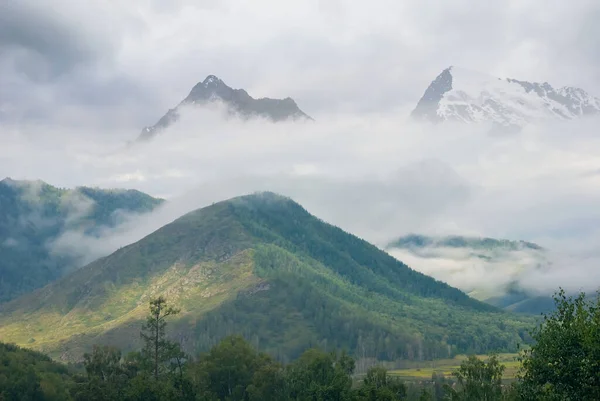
[1, 0, 600, 128]
[2, 0, 600, 293]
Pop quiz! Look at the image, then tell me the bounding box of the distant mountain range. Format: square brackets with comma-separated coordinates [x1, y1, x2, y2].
[389, 234, 543, 252]
[139, 75, 311, 140]
[411, 66, 600, 129]
[0, 178, 163, 302]
[0, 193, 532, 362]
[386, 234, 555, 314]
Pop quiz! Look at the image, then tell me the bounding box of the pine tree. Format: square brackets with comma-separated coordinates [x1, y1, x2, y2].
[140, 296, 180, 379]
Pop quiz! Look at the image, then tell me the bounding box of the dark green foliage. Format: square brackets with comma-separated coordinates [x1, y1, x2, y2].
[73, 297, 193, 401]
[231, 194, 496, 312]
[287, 348, 355, 401]
[445, 354, 505, 401]
[356, 366, 407, 401]
[1, 333, 508, 401]
[0, 178, 163, 302]
[188, 335, 400, 401]
[191, 335, 279, 401]
[517, 289, 600, 401]
[0, 342, 74, 400]
[188, 241, 529, 362]
[73, 345, 128, 401]
[5, 287, 600, 400]
[246, 358, 287, 401]
[141, 296, 181, 379]
[403, 372, 455, 401]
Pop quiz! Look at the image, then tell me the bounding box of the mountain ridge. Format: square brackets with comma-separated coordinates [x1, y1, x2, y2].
[0, 178, 163, 302]
[0, 192, 533, 362]
[411, 66, 600, 128]
[139, 75, 311, 140]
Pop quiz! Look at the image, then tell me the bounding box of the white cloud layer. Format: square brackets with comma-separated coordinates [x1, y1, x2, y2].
[3, 107, 600, 295]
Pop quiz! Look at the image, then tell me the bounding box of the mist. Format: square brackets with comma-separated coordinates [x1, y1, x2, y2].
[2, 103, 600, 296]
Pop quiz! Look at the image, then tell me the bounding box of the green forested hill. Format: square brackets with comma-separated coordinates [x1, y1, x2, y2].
[0, 178, 163, 302]
[0, 192, 533, 362]
[0, 342, 75, 400]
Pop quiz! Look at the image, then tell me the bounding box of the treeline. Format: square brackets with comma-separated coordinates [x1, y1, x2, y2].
[2, 290, 600, 400]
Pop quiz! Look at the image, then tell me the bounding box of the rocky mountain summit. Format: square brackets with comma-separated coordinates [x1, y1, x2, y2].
[412, 66, 600, 129]
[139, 75, 311, 140]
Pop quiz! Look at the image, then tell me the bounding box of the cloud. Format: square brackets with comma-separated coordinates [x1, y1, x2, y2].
[387, 246, 548, 298]
[0, 2, 107, 80]
[387, 236, 600, 297]
[3, 103, 599, 296]
[2, 0, 600, 130]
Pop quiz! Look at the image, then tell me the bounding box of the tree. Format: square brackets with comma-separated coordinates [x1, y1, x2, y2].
[431, 371, 450, 401]
[419, 388, 433, 401]
[356, 366, 407, 401]
[445, 354, 505, 401]
[517, 289, 600, 401]
[140, 296, 180, 380]
[190, 335, 269, 401]
[74, 345, 127, 401]
[83, 345, 123, 382]
[286, 348, 355, 401]
[246, 357, 288, 401]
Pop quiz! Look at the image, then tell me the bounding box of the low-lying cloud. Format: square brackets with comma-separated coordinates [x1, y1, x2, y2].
[387, 245, 547, 298]
[2, 103, 600, 295]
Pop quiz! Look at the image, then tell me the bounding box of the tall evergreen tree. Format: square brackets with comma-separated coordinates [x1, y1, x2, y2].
[140, 296, 180, 380]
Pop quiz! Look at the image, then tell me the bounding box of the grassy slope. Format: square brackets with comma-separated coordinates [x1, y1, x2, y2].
[0, 193, 535, 362]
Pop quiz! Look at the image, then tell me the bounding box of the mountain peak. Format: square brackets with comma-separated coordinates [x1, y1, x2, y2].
[411, 67, 454, 122]
[203, 74, 222, 85]
[196, 75, 228, 91]
[0, 177, 48, 189]
[138, 76, 311, 141]
[1, 191, 529, 362]
[411, 66, 600, 128]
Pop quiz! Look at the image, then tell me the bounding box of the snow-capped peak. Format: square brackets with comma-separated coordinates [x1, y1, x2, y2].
[202, 75, 222, 87]
[412, 66, 600, 128]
